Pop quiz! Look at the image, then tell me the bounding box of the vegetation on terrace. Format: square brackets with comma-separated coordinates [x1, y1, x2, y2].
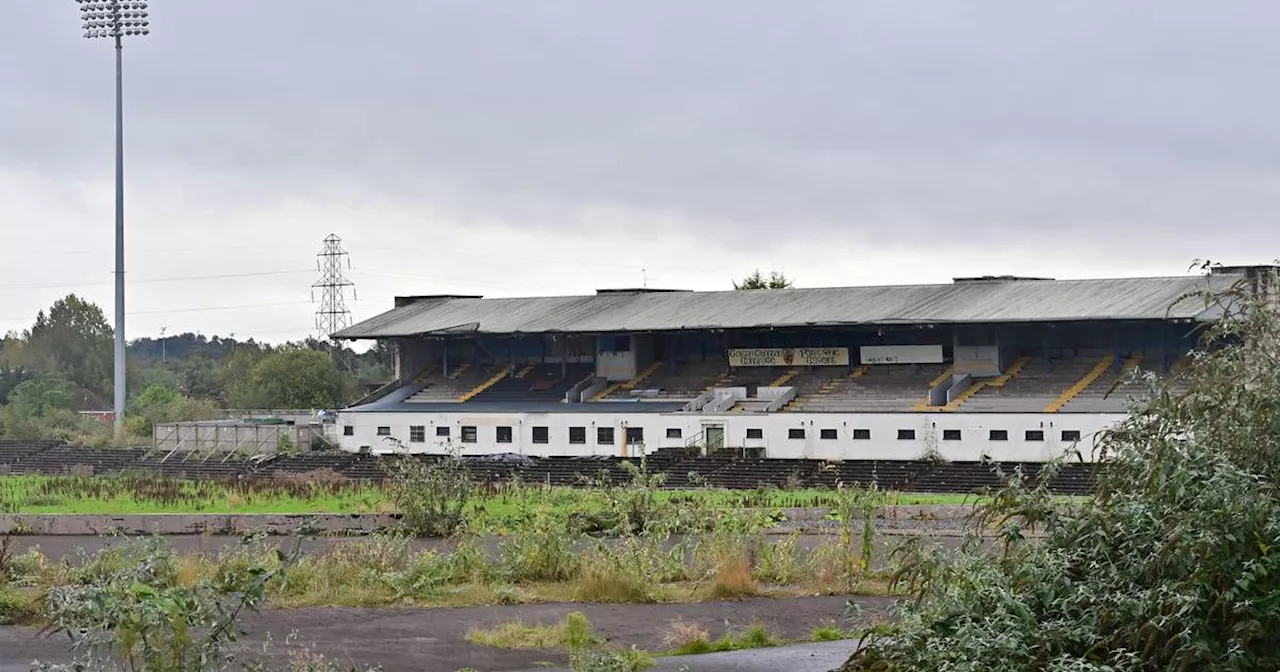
[843, 275, 1280, 671]
[1, 488, 894, 616]
[0, 471, 986, 517]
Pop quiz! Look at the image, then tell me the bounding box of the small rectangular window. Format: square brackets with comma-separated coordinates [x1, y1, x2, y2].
[569, 426, 587, 444]
[1061, 430, 1082, 442]
[989, 429, 1009, 441]
[665, 428, 682, 439]
[436, 426, 450, 437]
[496, 426, 513, 444]
[597, 427, 615, 445]
[942, 429, 961, 441]
[1025, 430, 1045, 442]
[625, 427, 644, 444]
[342, 425, 354, 436]
[897, 429, 916, 440]
[532, 426, 549, 444]
[461, 426, 477, 443]
[788, 428, 806, 439]
[852, 428, 871, 440]
[746, 428, 764, 439]
[819, 428, 838, 440]
[376, 426, 391, 437]
[409, 426, 425, 443]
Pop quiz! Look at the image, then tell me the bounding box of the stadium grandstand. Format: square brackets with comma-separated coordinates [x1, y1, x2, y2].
[328, 266, 1273, 463]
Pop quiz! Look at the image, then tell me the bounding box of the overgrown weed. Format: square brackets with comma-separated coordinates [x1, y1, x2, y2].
[845, 273, 1280, 671]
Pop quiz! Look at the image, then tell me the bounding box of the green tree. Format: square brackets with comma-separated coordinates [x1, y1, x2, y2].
[843, 280, 1280, 671]
[124, 384, 219, 436]
[733, 269, 793, 290]
[174, 354, 222, 400]
[228, 348, 348, 410]
[220, 346, 266, 402]
[24, 295, 113, 395]
[2, 374, 81, 439]
[0, 366, 32, 406]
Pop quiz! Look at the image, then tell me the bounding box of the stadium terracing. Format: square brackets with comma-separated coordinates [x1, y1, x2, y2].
[329, 266, 1271, 464]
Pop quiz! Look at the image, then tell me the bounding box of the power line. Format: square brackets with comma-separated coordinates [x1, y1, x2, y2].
[0, 301, 312, 325]
[131, 300, 312, 316]
[0, 242, 300, 258]
[0, 269, 313, 291]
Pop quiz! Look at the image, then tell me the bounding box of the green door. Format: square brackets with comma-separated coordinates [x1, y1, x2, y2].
[704, 425, 725, 452]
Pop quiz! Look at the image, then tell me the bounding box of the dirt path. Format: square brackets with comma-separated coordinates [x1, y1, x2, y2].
[0, 596, 889, 672]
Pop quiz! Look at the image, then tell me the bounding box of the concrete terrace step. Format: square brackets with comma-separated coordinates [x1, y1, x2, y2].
[0, 442, 1099, 494]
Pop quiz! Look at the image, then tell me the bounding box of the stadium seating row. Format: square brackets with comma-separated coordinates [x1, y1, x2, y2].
[386, 351, 1181, 413]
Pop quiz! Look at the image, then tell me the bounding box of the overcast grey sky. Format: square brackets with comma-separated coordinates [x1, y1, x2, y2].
[1, 0, 1276, 342]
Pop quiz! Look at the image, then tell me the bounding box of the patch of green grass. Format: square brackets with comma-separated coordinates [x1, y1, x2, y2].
[669, 624, 782, 656]
[466, 620, 589, 650]
[810, 626, 850, 641]
[0, 473, 388, 515]
[0, 587, 41, 625]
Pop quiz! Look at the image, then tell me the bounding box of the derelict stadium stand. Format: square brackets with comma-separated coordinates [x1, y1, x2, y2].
[1058, 355, 1171, 414]
[469, 364, 595, 403]
[0, 441, 1097, 495]
[601, 360, 726, 400]
[404, 365, 494, 403]
[0, 439, 63, 471]
[3, 443, 141, 475]
[902, 461, 1094, 496]
[962, 356, 1108, 413]
[787, 364, 947, 413]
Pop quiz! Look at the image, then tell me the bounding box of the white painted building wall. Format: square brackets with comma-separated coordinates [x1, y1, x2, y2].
[334, 409, 1122, 463]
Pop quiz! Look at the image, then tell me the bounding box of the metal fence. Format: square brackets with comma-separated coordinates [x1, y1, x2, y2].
[152, 421, 326, 462]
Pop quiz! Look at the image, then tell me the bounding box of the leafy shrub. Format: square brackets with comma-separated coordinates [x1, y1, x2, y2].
[2, 373, 84, 440]
[32, 535, 297, 672]
[560, 611, 654, 672]
[381, 447, 475, 537]
[844, 280, 1280, 671]
[497, 511, 580, 582]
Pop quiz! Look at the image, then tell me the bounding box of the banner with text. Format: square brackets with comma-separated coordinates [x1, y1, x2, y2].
[859, 344, 945, 365]
[728, 347, 850, 367]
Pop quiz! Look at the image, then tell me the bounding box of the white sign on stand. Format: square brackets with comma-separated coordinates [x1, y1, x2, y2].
[859, 344, 944, 365]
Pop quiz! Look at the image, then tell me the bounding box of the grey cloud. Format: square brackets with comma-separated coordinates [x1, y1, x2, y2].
[3, 0, 1280, 258]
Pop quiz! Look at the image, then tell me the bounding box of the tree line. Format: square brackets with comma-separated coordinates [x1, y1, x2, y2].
[0, 294, 392, 444]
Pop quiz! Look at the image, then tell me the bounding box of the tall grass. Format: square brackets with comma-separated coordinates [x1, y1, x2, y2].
[0, 471, 991, 518]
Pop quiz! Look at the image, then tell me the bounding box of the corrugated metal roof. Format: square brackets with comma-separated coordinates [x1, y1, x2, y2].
[334, 274, 1238, 339]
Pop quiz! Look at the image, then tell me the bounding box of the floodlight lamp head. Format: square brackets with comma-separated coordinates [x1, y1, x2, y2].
[78, 0, 149, 40]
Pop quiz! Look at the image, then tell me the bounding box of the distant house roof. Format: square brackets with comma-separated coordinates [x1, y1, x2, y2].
[74, 388, 112, 413]
[334, 273, 1241, 340]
